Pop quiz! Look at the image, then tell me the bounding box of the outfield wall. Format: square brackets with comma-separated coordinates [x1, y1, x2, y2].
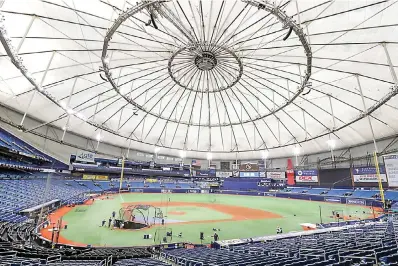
[119, 187, 383, 208]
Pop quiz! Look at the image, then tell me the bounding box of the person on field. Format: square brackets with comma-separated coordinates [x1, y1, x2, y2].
[276, 226, 283, 234]
[213, 232, 219, 241]
[112, 211, 116, 218]
[108, 217, 112, 228]
[101, 219, 106, 227]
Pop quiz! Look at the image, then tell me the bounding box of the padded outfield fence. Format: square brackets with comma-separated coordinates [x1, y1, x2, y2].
[119, 187, 384, 208]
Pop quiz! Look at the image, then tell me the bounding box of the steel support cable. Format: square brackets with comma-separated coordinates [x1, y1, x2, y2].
[208, 69, 238, 148]
[238, 71, 313, 143]
[216, 64, 268, 148]
[212, 67, 253, 149]
[236, 80, 280, 143]
[145, 66, 200, 142]
[236, 0, 389, 47]
[123, 61, 199, 137]
[195, 72, 205, 150]
[243, 58, 396, 112]
[242, 64, 395, 136]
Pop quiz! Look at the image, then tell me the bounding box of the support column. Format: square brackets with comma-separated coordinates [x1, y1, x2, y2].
[328, 95, 336, 130]
[61, 78, 78, 141]
[16, 15, 36, 53]
[356, 75, 377, 152]
[382, 43, 398, 85]
[20, 51, 56, 126]
[356, 74, 385, 207]
[302, 110, 307, 139]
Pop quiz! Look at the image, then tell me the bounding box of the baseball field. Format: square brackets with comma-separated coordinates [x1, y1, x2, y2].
[41, 193, 379, 247]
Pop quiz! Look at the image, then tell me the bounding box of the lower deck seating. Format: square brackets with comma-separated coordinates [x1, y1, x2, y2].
[162, 220, 398, 266]
[114, 258, 171, 265]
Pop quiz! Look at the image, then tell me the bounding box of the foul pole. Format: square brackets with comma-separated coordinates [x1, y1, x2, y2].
[119, 156, 125, 192]
[374, 151, 386, 209]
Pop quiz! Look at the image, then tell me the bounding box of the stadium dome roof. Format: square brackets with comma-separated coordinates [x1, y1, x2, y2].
[0, 0, 398, 160]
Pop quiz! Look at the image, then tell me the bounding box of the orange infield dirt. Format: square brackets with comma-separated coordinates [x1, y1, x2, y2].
[122, 201, 282, 224]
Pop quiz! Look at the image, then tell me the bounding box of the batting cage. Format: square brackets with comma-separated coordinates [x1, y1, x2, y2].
[118, 204, 163, 229]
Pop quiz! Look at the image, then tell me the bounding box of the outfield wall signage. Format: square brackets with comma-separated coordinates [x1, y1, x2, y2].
[325, 197, 341, 203]
[352, 167, 387, 183]
[346, 198, 366, 205]
[75, 150, 95, 163]
[239, 172, 260, 178]
[295, 169, 318, 182]
[82, 174, 109, 180]
[384, 154, 398, 187]
[216, 171, 232, 178]
[266, 171, 285, 179]
[193, 177, 220, 182]
[195, 169, 216, 177]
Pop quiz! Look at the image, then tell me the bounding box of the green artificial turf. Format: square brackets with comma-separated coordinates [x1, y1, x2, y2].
[59, 193, 374, 246]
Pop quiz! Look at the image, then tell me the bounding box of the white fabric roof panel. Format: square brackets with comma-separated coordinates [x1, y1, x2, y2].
[0, 0, 397, 160]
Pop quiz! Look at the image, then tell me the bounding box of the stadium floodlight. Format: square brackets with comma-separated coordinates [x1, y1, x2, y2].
[119, 86, 128, 95]
[207, 152, 212, 161]
[154, 147, 160, 154]
[327, 139, 336, 161]
[76, 112, 87, 121]
[327, 139, 336, 149]
[180, 150, 186, 159]
[66, 108, 75, 115]
[96, 133, 102, 142]
[262, 150, 269, 159]
[59, 101, 67, 109]
[293, 146, 301, 156]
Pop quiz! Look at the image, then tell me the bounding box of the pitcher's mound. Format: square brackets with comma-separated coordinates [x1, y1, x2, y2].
[169, 211, 186, 215]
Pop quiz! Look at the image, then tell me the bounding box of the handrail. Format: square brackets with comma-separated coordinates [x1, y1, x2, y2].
[0, 251, 17, 256]
[106, 255, 112, 266]
[338, 248, 377, 263]
[46, 254, 61, 263]
[299, 248, 326, 261]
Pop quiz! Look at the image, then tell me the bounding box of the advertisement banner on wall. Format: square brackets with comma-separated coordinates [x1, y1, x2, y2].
[384, 154, 398, 187]
[82, 174, 108, 180]
[83, 174, 95, 180]
[295, 169, 318, 182]
[192, 176, 220, 182]
[325, 197, 342, 203]
[195, 169, 216, 177]
[266, 171, 285, 179]
[75, 150, 95, 163]
[216, 171, 232, 178]
[239, 172, 260, 178]
[286, 159, 295, 185]
[346, 198, 366, 205]
[352, 167, 387, 183]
